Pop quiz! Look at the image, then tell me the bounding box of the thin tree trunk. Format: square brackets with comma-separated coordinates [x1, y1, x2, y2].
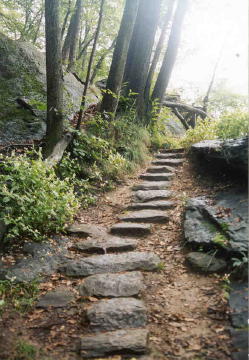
[43, 0, 64, 159]
[100, 0, 139, 117]
[61, 0, 73, 39]
[67, 0, 83, 72]
[77, 36, 94, 60]
[90, 37, 116, 84]
[144, 0, 175, 103]
[76, 0, 105, 130]
[152, 0, 188, 107]
[32, 3, 44, 44]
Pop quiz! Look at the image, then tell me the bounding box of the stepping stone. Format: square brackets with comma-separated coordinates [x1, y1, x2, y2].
[152, 159, 184, 166]
[60, 251, 160, 277]
[67, 224, 106, 238]
[134, 190, 173, 203]
[86, 297, 147, 331]
[71, 236, 137, 254]
[156, 153, 184, 159]
[79, 271, 145, 297]
[79, 328, 149, 358]
[140, 173, 173, 181]
[160, 148, 184, 153]
[132, 181, 170, 191]
[147, 165, 175, 173]
[120, 210, 168, 223]
[128, 200, 175, 210]
[110, 223, 151, 236]
[36, 287, 74, 308]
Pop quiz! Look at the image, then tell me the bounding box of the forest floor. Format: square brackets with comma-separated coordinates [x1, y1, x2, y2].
[0, 154, 234, 360]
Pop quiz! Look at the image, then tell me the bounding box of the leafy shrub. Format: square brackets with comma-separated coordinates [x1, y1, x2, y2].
[216, 111, 249, 139]
[0, 153, 79, 242]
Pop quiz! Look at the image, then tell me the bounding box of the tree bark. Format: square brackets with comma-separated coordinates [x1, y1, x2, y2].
[76, 0, 105, 130]
[100, 0, 139, 117]
[67, 0, 83, 72]
[152, 0, 188, 107]
[144, 0, 175, 103]
[43, 0, 64, 159]
[61, 0, 73, 40]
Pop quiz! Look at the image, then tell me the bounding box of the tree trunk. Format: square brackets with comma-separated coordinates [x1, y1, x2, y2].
[43, 0, 64, 159]
[100, 0, 139, 117]
[152, 0, 188, 107]
[76, 0, 105, 130]
[61, 0, 73, 40]
[144, 0, 175, 103]
[90, 37, 116, 84]
[67, 0, 83, 72]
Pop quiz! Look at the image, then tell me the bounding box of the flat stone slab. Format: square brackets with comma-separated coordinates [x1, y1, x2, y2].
[37, 287, 74, 308]
[156, 153, 184, 159]
[79, 328, 149, 358]
[71, 236, 137, 254]
[110, 223, 151, 236]
[152, 159, 184, 166]
[132, 181, 170, 191]
[147, 165, 175, 173]
[86, 297, 147, 331]
[160, 148, 184, 153]
[229, 282, 248, 328]
[61, 251, 160, 277]
[128, 200, 175, 210]
[134, 190, 173, 203]
[139, 173, 174, 181]
[120, 210, 168, 223]
[79, 271, 144, 297]
[186, 252, 227, 273]
[67, 224, 106, 238]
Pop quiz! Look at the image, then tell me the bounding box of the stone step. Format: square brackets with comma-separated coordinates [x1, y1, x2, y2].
[160, 148, 184, 153]
[86, 297, 147, 332]
[152, 158, 184, 167]
[110, 223, 151, 236]
[134, 189, 173, 203]
[120, 209, 168, 223]
[132, 181, 170, 191]
[61, 251, 160, 277]
[79, 271, 145, 298]
[139, 173, 173, 181]
[156, 152, 184, 159]
[147, 165, 175, 173]
[128, 200, 175, 211]
[79, 328, 149, 358]
[70, 236, 137, 254]
[67, 224, 107, 238]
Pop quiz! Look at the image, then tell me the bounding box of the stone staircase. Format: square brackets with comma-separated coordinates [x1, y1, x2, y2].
[66, 148, 185, 359]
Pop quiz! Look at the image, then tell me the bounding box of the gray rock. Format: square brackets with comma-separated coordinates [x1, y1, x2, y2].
[110, 223, 151, 236]
[71, 236, 137, 254]
[134, 190, 173, 203]
[229, 282, 248, 328]
[67, 224, 106, 238]
[37, 287, 74, 308]
[86, 297, 147, 331]
[128, 200, 175, 210]
[120, 210, 169, 223]
[60, 251, 160, 277]
[191, 137, 248, 175]
[147, 165, 176, 173]
[186, 252, 227, 273]
[231, 328, 248, 360]
[165, 118, 186, 136]
[152, 159, 184, 166]
[79, 328, 149, 358]
[184, 191, 248, 255]
[160, 148, 184, 153]
[156, 153, 184, 159]
[132, 181, 171, 191]
[79, 271, 145, 297]
[139, 173, 174, 181]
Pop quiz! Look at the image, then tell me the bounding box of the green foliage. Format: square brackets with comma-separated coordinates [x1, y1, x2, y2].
[0, 153, 79, 242]
[212, 232, 229, 247]
[13, 341, 38, 360]
[0, 279, 39, 314]
[216, 111, 249, 140]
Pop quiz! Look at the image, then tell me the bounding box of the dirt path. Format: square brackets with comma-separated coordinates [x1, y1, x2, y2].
[0, 153, 233, 360]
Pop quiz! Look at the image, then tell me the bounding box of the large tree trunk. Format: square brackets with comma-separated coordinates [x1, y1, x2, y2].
[152, 0, 188, 107]
[76, 0, 105, 130]
[43, 0, 64, 159]
[67, 0, 83, 72]
[100, 0, 139, 117]
[144, 0, 175, 103]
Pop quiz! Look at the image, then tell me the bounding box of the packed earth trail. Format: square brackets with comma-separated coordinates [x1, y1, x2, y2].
[1, 148, 237, 360]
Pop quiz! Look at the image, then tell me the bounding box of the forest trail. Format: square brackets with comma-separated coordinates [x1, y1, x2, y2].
[0, 150, 232, 360]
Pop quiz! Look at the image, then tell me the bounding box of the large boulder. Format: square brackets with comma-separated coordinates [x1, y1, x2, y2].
[191, 137, 248, 176]
[0, 33, 99, 145]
